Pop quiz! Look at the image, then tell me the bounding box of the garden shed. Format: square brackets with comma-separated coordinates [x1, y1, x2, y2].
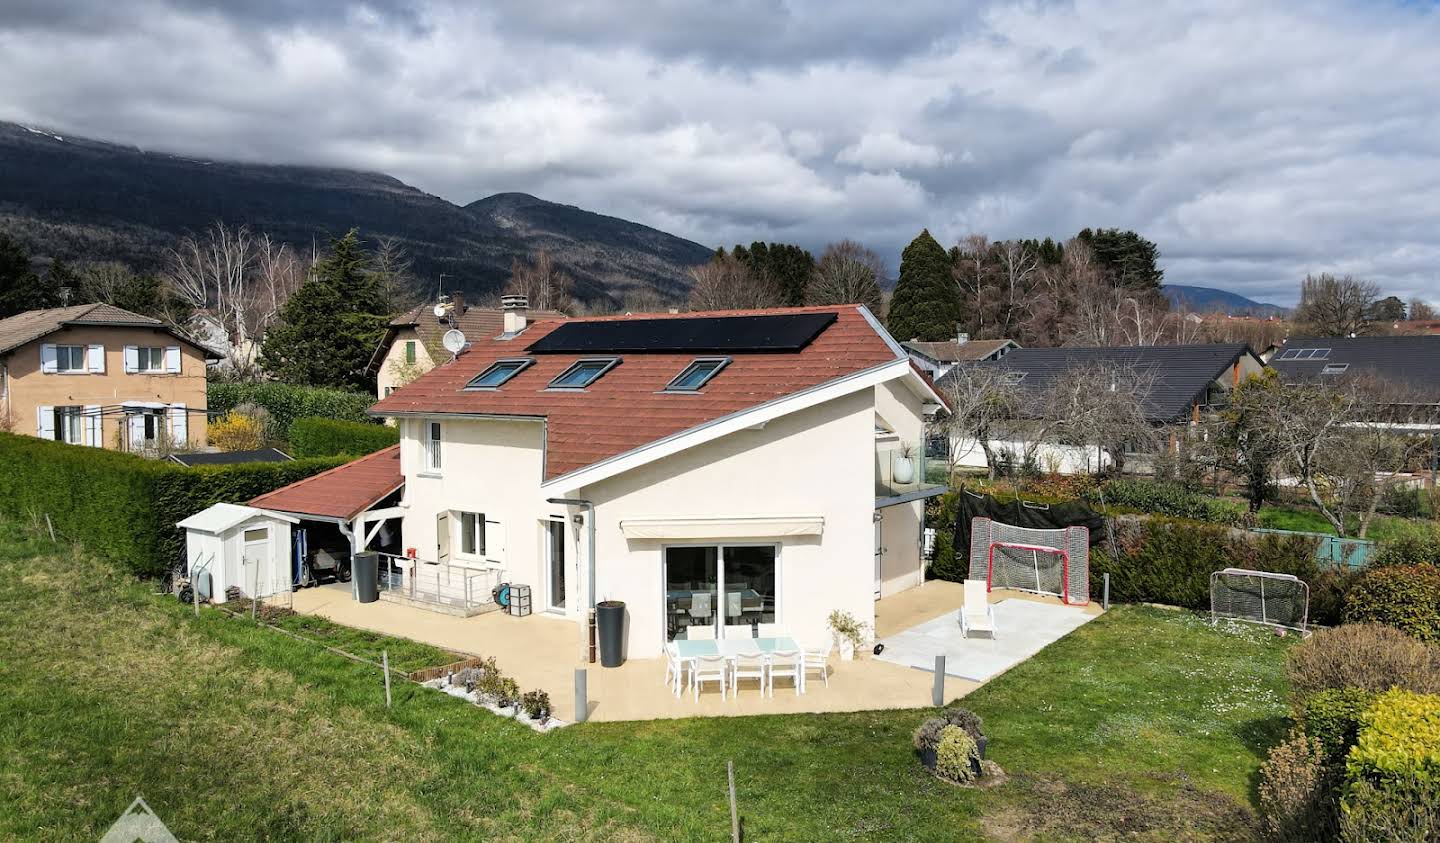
[177, 503, 299, 603]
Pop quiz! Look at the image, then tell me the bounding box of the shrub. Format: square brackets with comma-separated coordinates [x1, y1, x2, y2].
[934, 726, 979, 784]
[1373, 526, 1440, 568]
[1091, 479, 1247, 525]
[1258, 731, 1339, 843]
[1345, 688, 1440, 784]
[0, 432, 345, 577]
[1286, 624, 1440, 708]
[1302, 688, 1374, 764]
[208, 412, 267, 452]
[913, 707, 984, 752]
[1339, 775, 1440, 843]
[520, 690, 552, 721]
[208, 382, 374, 441]
[1343, 564, 1440, 642]
[288, 416, 398, 457]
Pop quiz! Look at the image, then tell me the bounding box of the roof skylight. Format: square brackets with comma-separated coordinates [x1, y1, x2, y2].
[465, 358, 533, 390]
[1278, 348, 1332, 361]
[548, 357, 620, 389]
[1321, 363, 1350, 375]
[664, 357, 729, 392]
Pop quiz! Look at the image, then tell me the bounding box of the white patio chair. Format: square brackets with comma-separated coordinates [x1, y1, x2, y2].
[767, 649, 802, 696]
[959, 578, 997, 639]
[730, 651, 767, 698]
[692, 654, 728, 701]
[756, 623, 784, 638]
[801, 642, 831, 690]
[688, 591, 713, 624]
[684, 624, 716, 641]
[663, 642, 687, 698]
[726, 590, 743, 620]
[723, 623, 753, 640]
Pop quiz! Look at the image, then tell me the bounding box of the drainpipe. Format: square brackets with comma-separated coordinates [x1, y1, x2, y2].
[547, 496, 597, 663]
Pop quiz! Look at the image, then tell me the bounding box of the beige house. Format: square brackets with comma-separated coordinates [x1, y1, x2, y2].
[368, 304, 947, 658]
[368, 293, 566, 400]
[0, 303, 213, 451]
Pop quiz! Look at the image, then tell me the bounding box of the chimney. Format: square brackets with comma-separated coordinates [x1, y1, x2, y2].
[956, 327, 970, 345]
[502, 294, 529, 334]
[449, 291, 466, 321]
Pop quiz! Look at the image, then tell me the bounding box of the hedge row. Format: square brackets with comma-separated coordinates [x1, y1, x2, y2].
[1087, 479, 1248, 526]
[0, 433, 345, 577]
[288, 416, 399, 458]
[208, 382, 375, 441]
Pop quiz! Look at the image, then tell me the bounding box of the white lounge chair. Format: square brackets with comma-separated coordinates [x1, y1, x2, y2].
[767, 649, 802, 696]
[959, 579, 997, 638]
[692, 654, 728, 701]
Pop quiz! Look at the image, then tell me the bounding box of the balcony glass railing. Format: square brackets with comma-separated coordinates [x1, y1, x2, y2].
[876, 442, 947, 500]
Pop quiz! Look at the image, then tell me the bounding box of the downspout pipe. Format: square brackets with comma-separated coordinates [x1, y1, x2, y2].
[547, 497, 598, 663]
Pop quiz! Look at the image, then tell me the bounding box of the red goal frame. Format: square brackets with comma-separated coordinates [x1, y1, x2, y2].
[985, 540, 1086, 606]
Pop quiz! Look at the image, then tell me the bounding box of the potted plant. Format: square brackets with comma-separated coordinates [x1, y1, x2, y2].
[892, 442, 917, 485]
[827, 610, 870, 661]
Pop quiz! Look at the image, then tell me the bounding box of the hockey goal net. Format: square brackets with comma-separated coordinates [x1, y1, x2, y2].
[1210, 568, 1309, 635]
[967, 517, 1090, 605]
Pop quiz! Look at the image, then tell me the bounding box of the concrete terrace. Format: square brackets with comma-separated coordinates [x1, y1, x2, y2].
[290, 581, 1100, 723]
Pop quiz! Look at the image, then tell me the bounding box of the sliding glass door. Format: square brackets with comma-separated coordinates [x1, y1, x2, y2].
[545, 519, 567, 612]
[663, 544, 777, 642]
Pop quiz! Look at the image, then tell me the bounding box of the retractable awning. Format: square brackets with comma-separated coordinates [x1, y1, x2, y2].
[619, 515, 823, 540]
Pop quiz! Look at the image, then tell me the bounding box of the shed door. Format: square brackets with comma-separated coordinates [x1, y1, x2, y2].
[243, 527, 269, 596]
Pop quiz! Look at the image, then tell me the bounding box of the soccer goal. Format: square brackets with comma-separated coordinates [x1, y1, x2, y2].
[1210, 568, 1309, 635]
[967, 517, 1091, 606]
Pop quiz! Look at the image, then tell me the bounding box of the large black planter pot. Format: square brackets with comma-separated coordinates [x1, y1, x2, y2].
[597, 601, 626, 667]
[971, 736, 988, 777]
[919, 747, 938, 771]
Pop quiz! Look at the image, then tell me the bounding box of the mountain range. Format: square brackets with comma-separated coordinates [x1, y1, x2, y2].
[0, 121, 713, 305]
[1161, 284, 1287, 317]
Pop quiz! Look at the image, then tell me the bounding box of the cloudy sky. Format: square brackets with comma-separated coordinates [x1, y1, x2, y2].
[2, 0, 1438, 305]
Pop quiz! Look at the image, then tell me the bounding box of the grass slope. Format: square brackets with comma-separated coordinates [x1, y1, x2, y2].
[0, 522, 1293, 841]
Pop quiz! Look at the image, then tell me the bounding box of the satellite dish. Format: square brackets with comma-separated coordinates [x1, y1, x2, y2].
[433, 302, 449, 318]
[442, 329, 467, 356]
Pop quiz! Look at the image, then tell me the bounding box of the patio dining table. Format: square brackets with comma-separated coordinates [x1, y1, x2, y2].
[673, 636, 802, 659]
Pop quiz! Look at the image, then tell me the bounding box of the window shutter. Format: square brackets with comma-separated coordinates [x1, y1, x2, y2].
[485, 518, 505, 563]
[36, 406, 55, 439]
[83, 405, 102, 447]
[123, 346, 139, 373]
[40, 344, 58, 373]
[86, 345, 106, 373]
[169, 403, 188, 446]
[165, 346, 181, 374]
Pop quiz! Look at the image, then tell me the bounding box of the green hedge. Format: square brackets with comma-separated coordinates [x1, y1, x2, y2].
[1089, 479, 1247, 525]
[208, 382, 375, 441]
[0, 433, 345, 577]
[1344, 564, 1440, 643]
[1304, 688, 1375, 764]
[288, 416, 399, 458]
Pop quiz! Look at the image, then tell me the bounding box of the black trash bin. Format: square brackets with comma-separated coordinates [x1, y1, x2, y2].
[353, 552, 379, 603]
[596, 600, 626, 667]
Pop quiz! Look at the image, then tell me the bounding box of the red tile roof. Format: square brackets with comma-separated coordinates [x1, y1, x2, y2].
[370, 305, 902, 481]
[249, 445, 402, 520]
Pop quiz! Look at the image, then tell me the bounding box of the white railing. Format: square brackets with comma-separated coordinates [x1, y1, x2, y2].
[375, 552, 502, 613]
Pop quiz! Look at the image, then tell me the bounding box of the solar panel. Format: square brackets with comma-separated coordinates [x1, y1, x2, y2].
[525, 312, 838, 354]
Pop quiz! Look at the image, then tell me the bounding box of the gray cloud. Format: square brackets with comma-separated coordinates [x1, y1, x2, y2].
[1, 0, 1438, 305]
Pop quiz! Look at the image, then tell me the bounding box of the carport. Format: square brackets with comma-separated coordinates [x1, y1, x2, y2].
[247, 445, 405, 589]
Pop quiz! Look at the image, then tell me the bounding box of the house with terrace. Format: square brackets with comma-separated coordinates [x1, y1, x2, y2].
[365, 302, 947, 659]
[939, 343, 1265, 475]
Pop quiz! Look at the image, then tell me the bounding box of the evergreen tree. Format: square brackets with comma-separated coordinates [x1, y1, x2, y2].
[0, 233, 59, 317]
[46, 259, 85, 306]
[1075, 228, 1163, 289]
[886, 229, 962, 341]
[259, 230, 388, 391]
[1366, 295, 1406, 322]
[732, 241, 815, 307]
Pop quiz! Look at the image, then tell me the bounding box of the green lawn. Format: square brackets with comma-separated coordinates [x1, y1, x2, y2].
[0, 521, 1294, 841]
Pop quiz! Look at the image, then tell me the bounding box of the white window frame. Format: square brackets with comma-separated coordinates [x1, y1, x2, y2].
[457, 511, 487, 558]
[54, 405, 85, 445]
[422, 420, 443, 475]
[54, 345, 87, 373]
[660, 541, 781, 645]
[134, 346, 165, 372]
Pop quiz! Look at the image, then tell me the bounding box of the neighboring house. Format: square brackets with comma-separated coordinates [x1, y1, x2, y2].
[940, 343, 1265, 474]
[0, 303, 214, 451]
[368, 294, 566, 400]
[903, 334, 1017, 380]
[358, 304, 947, 658]
[1270, 335, 1440, 403]
[185, 311, 255, 373]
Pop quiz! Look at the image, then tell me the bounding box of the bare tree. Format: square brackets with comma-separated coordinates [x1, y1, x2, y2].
[941, 365, 1018, 479]
[951, 234, 991, 337]
[687, 251, 782, 310]
[1408, 298, 1436, 322]
[369, 235, 422, 313]
[806, 240, 884, 312]
[1293, 273, 1379, 337]
[992, 240, 1037, 338]
[1039, 361, 1158, 475]
[504, 249, 574, 313]
[163, 222, 303, 373]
